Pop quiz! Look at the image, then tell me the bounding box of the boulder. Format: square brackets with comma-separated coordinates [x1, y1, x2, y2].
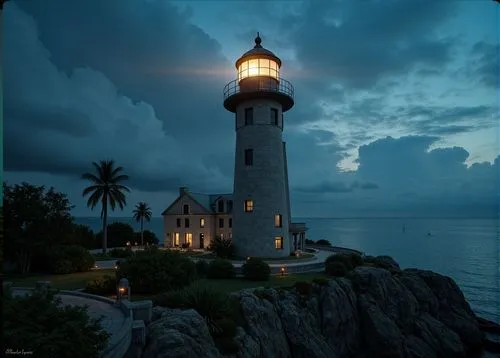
[143, 261, 485, 358]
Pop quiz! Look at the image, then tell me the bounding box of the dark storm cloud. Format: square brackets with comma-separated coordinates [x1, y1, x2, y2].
[286, 0, 458, 89]
[4, 2, 232, 194]
[295, 180, 380, 194]
[469, 41, 498, 88]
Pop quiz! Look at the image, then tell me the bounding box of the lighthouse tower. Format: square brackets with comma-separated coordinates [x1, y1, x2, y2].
[223, 34, 294, 258]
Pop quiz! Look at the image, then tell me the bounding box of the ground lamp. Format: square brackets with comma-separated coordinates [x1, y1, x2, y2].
[281, 265, 287, 276]
[117, 278, 130, 302]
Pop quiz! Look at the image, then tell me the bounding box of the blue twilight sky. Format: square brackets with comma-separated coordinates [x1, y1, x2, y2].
[2, 0, 499, 218]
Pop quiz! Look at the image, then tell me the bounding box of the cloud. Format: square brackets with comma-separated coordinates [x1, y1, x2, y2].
[4, 2, 231, 193]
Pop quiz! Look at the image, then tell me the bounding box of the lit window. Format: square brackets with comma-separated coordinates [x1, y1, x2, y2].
[183, 204, 189, 215]
[244, 200, 254, 212]
[275, 236, 284, 249]
[220, 233, 224, 240]
[270, 108, 278, 125]
[184, 218, 190, 228]
[185, 233, 192, 247]
[245, 149, 253, 166]
[274, 214, 282, 228]
[174, 232, 180, 246]
[219, 218, 224, 228]
[248, 59, 259, 76]
[245, 108, 253, 125]
[200, 218, 205, 228]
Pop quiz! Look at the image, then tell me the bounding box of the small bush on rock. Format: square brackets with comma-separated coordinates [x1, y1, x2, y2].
[3, 290, 109, 358]
[120, 250, 196, 294]
[325, 261, 348, 277]
[86, 275, 117, 295]
[207, 259, 235, 279]
[315, 239, 332, 246]
[348, 253, 364, 268]
[325, 253, 354, 271]
[242, 258, 271, 281]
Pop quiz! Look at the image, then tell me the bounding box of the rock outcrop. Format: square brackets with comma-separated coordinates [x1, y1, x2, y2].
[144, 264, 486, 358]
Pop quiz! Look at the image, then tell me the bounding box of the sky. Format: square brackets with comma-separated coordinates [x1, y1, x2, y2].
[2, 0, 499, 218]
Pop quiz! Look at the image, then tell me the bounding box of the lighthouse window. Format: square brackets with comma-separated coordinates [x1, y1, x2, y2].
[275, 236, 284, 250]
[274, 214, 282, 228]
[245, 108, 253, 125]
[244, 200, 254, 212]
[271, 108, 278, 125]
[245, 149, 253, 166]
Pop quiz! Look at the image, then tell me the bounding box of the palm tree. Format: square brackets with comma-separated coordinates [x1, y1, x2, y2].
[132, 202, 152, 247]
[82, 160, 130, 254]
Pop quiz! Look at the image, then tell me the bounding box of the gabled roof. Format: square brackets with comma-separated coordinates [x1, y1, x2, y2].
[162, 190, 233, 215]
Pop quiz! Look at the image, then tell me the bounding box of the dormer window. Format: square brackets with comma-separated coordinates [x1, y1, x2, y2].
[245, 108, 253, 125]
[183, 204, 189, 215]
[218, 200, 224, 213]
[271, 108, 278, 125]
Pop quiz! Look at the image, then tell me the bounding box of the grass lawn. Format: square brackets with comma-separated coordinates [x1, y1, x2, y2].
[5, 269, 116, 290]
[93, 254, 121, 260]
[111, 272, 329, 301]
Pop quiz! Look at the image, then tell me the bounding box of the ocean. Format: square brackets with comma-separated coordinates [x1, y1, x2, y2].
[76, 216, 500, 324]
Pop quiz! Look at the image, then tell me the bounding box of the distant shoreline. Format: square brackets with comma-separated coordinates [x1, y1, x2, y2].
[75, 216, 499, 220]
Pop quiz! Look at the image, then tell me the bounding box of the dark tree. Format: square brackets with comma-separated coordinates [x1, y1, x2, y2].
[132, 202, 152, 247]
[3, 182, 74, 273]
[82, 160, 130, 254]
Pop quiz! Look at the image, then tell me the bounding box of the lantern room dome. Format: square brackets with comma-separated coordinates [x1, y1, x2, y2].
[235, 34, 282, 68]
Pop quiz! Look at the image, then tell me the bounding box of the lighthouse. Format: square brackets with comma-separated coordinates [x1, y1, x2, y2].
[223, 34, 294, 258]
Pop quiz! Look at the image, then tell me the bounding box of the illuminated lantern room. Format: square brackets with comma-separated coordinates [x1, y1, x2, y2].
[223, 33, 294, 113]
[236, 33, 281, 82]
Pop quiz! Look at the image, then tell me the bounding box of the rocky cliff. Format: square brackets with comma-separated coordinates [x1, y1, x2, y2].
[143, 264, 487, 358]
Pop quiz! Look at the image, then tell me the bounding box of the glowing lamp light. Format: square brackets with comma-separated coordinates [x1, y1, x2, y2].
[246, 257, 251, 261]
[280, 266, 286, 276]
[117, 278, 130, 303]
[237, 58, 280, 82]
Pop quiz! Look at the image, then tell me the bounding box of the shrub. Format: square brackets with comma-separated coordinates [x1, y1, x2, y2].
[325, 253, 353, 271]
[315, 239, 332, 246]
[3, 290, 110, 358]
[154, 283, 240, 354]
[64, 245, 95, 272]
[86, 275, 117, 295]
[305, 239, 315, 245]
[43, 245, 95, 274]
[196, 260, 209, 278]
[53, 259, 74, 274]
[325, 261, 348, 277]
[108, 248, 134, 258]
[120, 250, 196, 294]
[348, 253, 364, 268]
[181, 242, 190, 249]
[207, 259, 235, 279]
[210, 235, 235, 259]
[242, 258, 271, 281]
[295, 281, 312, 296]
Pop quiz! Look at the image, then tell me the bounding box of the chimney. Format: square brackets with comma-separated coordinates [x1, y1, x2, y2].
[179, 187, 188, 196]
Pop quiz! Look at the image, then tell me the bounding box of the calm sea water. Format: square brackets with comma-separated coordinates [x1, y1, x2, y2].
[76, 216, 500, 324]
